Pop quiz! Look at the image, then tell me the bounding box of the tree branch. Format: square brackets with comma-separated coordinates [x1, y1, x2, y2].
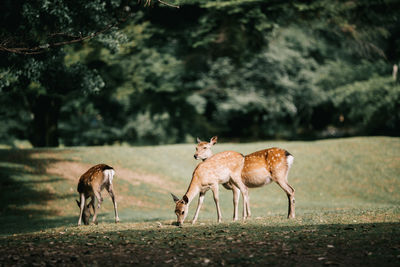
[0, 14, 128, 55]
[0, 0, 179, 55]
[142, 0, 179, 8]
[157, 0, 179, 8]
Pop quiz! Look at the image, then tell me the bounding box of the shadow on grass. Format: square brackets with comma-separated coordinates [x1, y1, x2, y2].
[1, 222, 399, 266]
[0, 148, 77, 174]
[0, 149, 78, 235]
[0, 216, 78, 235]
[76, 222, 400, 266]
[0, 148, 175, 235]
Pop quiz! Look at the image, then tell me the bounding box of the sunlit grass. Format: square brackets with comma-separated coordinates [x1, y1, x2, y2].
[0, 137, 399, 235]
[0, 137, 399, 265]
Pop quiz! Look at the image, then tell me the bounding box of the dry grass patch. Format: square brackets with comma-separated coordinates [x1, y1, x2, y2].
[45, 160, 179, 192]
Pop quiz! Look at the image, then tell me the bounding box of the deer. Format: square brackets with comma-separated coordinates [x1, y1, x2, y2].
[171, 140, 250, 226]
[194, 136, 295, 219]
[76, 164, 120, 225]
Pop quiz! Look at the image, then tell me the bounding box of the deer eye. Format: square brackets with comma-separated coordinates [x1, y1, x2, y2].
[203, 147, 207, 150]
[181, 211, 185, 215]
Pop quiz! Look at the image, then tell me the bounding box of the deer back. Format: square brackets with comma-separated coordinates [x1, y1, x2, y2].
[77, 164, 114, 196]
[193, 151, 244, 186]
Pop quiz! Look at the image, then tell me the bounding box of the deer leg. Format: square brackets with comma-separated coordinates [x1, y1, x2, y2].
[245, 190, 251, 219]
[192, 191, 205, 224]
[88, 198, 95, 215]
[92, 190, 102, 224]
[242, 190, 251, 219]
[232, 185, 240, 221]
[107, 184, 120, 223]
[78, 193, 85, 226]
[277, 181, 295, 219]
[211, 184, 222, 223]
[230, 176, 250, 220]
[243, 194, 251, 219]
[97, 192, 103, 209]
[92, 197, 98, 225]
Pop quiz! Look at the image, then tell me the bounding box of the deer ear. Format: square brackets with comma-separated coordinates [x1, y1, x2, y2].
[210, 136, 218, 145]
[182, 195, 189, 204]
[171, 193, 180, 203]
[196, 137, 202, 143]
[76, 200, 81, 208]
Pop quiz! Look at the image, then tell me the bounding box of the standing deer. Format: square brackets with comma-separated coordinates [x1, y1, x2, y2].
[76, 164, 120, 225]
[171, 141, 249, 226]
[194, 137, 295, 219]
[193, 136, 242, 221]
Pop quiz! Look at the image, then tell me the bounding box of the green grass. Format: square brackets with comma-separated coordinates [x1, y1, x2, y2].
[0, 137, 399, 265]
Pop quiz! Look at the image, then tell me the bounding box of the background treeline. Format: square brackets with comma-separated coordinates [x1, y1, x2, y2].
[1, 0, 399, 147]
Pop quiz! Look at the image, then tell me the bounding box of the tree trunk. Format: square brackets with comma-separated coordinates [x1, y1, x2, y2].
[30, 95, 61, 147]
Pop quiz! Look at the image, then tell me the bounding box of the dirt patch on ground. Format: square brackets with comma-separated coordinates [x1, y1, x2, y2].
[46, 161, 91, 182]
[45, 160, 173, 209]
[45, 160, 180, 193]
[1, 222, 399, 266]
[28, 150, 75, 160]
[115, 167, 180, 193]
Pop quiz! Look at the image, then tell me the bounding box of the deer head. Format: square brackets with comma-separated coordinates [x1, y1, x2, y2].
[171, 193, 189, 226]
[194, 136, 217, 161]
[76, 199, 93, 225]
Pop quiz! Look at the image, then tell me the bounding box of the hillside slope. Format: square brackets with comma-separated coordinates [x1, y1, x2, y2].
[0, 137, 399, 235]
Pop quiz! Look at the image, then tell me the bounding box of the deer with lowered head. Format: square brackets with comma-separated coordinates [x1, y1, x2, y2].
[76, 164, 120, 225]
[194, 136, 295, 220]
[171, 137, 250, 226]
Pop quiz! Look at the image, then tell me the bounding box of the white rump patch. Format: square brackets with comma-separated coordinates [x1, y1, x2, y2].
[103, 169, 115, 185]
[287, 155, 294, 169]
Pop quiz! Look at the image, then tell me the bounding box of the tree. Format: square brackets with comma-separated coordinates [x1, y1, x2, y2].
[0, 0, 136, 146]
[1, 0, 399, 146]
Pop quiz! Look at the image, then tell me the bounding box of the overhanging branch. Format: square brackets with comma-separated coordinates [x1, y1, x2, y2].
[0, 0, 179, 55]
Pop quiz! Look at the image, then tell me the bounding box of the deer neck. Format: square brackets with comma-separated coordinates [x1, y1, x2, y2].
[183, 175, 201, 205]
[203, 150, 213, 161]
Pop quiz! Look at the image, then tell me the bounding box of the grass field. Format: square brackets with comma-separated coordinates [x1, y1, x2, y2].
[0, 137, 399, 266]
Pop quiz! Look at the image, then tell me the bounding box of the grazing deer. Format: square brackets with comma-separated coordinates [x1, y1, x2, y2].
[194, 137, 295, 219]
[76, 164, 120, 225]
[194, 136, 242, 221]
[171, 145, 248, 226]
